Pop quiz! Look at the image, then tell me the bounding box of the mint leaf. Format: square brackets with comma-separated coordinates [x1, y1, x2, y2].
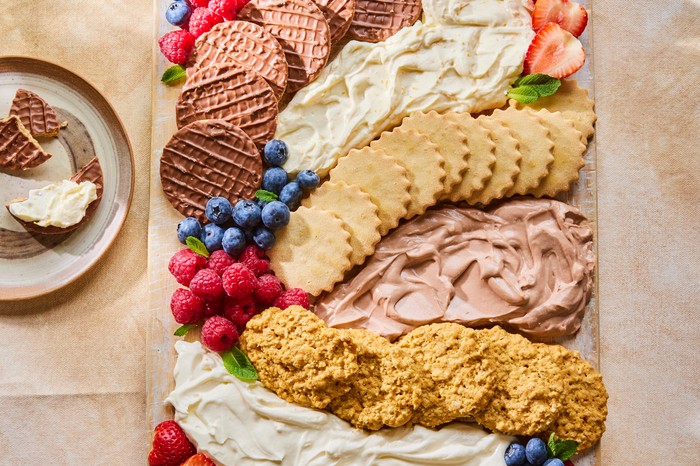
[511, 74, 561, 102]
[514, 73, 557, 87]
[174, 324, 198, 337]
[222, 347, 258, 382]
[255, 189, 278, 203]
[508, 86, 540, 104]
[548, 433, 579, 461]
[161, 65, 187, 84]
[186, 236, 209, 258]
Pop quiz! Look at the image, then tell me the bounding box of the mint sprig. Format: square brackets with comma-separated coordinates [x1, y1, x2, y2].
[174, 324, 198, 337]
[547, 433, 579, 461]
[222, 347, 258, 382]
[161, 65, 187, 85]
[186, 236, 209, 258]
[508, 74, 561, 104]
[255, 189, 278, 203]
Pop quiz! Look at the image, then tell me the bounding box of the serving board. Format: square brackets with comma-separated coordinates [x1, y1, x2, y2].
[146, 1, 599, 463]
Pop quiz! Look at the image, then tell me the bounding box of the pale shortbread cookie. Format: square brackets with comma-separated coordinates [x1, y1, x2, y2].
[467, 117, 521, 205]
[302, 181, 381, 266]
[400, 111, 469, 196]
[370, 127, 446, 219]
[489, 106, 554, 197]
[267, 206, 353, 296]
[329, 147, 411, 236]
[445, 113, 497, 202]
[515, 79, 596, 142]
[530, 109, 587, 197]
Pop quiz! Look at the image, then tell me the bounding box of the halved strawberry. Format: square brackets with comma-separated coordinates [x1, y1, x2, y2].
[533, 0, 588, 37]
[524, 23, 585, 79]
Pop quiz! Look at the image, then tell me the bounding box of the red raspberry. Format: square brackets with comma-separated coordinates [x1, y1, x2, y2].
[222, 263, 257, 298]
[188, 7, 222, 38]
[233, 0, 251, 12]
[158, 30, 196, 65]
[564, 462, 575, 466]
[209, 0, 238, 20]
[274, 288, 310, 310]
[254, 274, 283, 306]
[223, 294, 258, 327]
[203, 296, 224, 317]
[170, 288, 205, 324]
[206, 249, 237, 276]
[148, 420, 196, 466]
[189, 268, 224, 301]
[169, 249, 207, 287]
[187, 0, 210, 7]
[201, 315, 239, 351]
[239, 245, 270, 276]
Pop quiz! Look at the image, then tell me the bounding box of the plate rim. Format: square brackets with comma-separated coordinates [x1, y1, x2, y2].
[0, 55, 135, 301]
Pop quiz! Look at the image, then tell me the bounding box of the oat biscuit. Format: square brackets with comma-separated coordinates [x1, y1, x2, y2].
[267, 206, 353, 295]
[329, 147, 411, 236]
[370, 127, 446, 219]
[467, 117, 521, 206]
[529, 109, 587, 197]
[489, 106, 554, 197]
[302, 181, 381, 266]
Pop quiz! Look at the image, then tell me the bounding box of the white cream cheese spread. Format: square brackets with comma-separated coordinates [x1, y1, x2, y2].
[9, 179, 97, 228]
[275, 0, 534, 176]
[168, 341, 513, 466]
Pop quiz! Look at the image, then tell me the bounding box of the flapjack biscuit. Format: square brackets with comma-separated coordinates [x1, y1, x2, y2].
[329, 147, 411, 236]
[0, 115, 52, 170]
[301, 181, 381, 266]
[312, 0, 355, 43]
[9, 88, 63, 138]
[267, 206, 353, 295]
[347, 0, 422, 42]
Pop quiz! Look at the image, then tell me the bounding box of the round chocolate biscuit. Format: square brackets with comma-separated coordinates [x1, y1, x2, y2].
[312, 0, 355, 43]
[187, 21, 289, 99]
[10, 88, 62, 138]
[176, 64, 278, 149]
[160, 120, 263, 222]
[239, 0, 331, 93]
[348, 0, 422, 43]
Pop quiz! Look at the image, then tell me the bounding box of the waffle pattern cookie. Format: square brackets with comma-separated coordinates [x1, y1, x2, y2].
[0, 115, 52, 170]
[9, 88, 63, 138]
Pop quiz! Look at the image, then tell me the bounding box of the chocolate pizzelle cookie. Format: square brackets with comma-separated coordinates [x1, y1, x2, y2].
[0, 115, 52, 170]
[9, 88, 63, 138]
[176, 64, 278, 149]
[160, 120, 262, 222]
[347, 0, 422, 42]
[239, 0, 331, 92]
[187, 21, 289, 99]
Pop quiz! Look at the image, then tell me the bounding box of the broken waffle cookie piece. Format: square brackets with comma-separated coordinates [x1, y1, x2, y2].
[0, 115, 52, 170]
[9, 88, 64, 138]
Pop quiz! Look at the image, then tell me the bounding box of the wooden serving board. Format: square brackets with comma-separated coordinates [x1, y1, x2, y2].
[146, 1, 599, 464]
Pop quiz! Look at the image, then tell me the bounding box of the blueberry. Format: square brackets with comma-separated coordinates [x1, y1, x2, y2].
[504, 442, 527, 466]
[205, 197, 233, 225]
[261, 201, 291, 230]
[200, 223, 225, 252]
[525, 438, 548, 466]
[222, 227, 247, 257]
[263, 139, 289, 167]
[262, 167, 289, 194]
[296, 170, 320, 190]
[232, 200, 262, 230]
[256, 198, 269, 210]
[252, 226, 276, 250]
[165, 0, 191, 26]
[279, 181, 303, 211]
[543, 459, 564, 466]
[177, 217, 202, 244]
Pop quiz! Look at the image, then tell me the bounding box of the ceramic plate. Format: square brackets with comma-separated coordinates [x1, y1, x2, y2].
[0, 57, 134, 300]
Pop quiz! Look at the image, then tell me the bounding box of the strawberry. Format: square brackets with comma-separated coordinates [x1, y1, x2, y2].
[532, 0, 588, 37]
[148, 420, 196, 466]
[524, 23, 585, 79]
[182, 453, 217, 466]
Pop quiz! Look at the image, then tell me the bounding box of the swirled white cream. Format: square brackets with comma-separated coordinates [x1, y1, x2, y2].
[9, 180, 97, 227]
[168, 341, 513, 466]
[275, 0, 534, 175]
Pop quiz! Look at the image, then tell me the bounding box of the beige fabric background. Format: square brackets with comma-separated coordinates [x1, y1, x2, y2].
[0, 0, 698, 464]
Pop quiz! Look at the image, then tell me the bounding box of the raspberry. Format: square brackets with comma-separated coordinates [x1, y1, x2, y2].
[170, 288, 205, 324]
[189, 268, 224, 301]
[254, 274, 283, 306]
[148, 420, 196, 466]
[203, 296, 223, 317]
[274, 288, 310, 310]
[188, 7, 222, 38]
[201, 315, 239, 351]
[158, 30, 196, 65]
[206, 249, 236, 276]
[239, 245, 270, 276]
[223, 294, 258, 327]
[233, 0, 251, 12]
[222, 263, 257, 298]
[208, 0, 238, 20]
[168, 249, 207, 286]
[187, 0, 210, 7]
